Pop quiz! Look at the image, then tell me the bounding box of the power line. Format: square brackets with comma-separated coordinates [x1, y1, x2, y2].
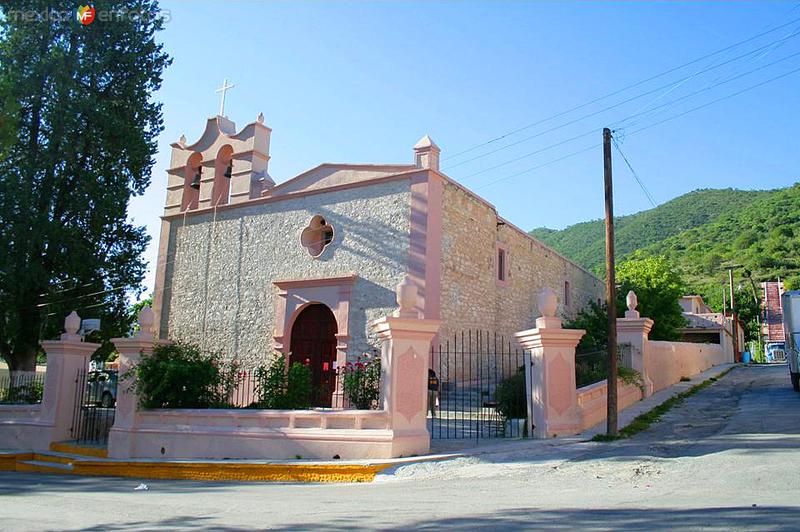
[457, 50, 800, 183]
[611, 136, 657, 208]
[445, 32, 800, 171]
[625, 63, 800, 137]
[473, 143, 601, 191]
[469, 63, 800, 191]
[612, 48, 800, 131]
[443, 16, 800, 163]
[460, 129, 599, 181]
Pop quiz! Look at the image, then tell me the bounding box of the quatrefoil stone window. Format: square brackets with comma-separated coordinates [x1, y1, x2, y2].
[301, 215, 334, 257]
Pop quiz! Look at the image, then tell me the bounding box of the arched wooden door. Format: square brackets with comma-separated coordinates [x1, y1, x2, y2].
[289, 304, 338, 407]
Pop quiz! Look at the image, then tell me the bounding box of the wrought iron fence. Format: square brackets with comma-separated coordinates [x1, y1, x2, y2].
[575, 348, 607, 388]
[209, 366, 380, 410]
[429, 330, 527, 440]
[70, 368, 116, 445]
[0, 372, 45, 405]
[575, 344, 634, 389]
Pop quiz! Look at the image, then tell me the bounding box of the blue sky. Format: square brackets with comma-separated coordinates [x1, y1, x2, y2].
[130, 1, 800, 295]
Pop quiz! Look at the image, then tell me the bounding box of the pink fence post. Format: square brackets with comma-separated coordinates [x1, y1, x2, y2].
[370, 276, 440, 458]
[515, 288, 585, 439]
[39, 311, 101, 445]
[108, 306, 166, 459]
[616, 290, 655, 397]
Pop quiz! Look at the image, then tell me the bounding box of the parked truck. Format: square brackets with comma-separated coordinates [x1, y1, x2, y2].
[781, 290, 800, 391]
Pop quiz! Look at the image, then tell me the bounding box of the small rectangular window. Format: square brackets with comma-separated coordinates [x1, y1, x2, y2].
[564, 280, 571, 307]
[498, 249, 506, 281]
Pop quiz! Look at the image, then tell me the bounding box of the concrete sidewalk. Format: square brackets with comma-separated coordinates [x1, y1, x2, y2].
[1, 363, 738, 483]
[425, 362, 739, 460]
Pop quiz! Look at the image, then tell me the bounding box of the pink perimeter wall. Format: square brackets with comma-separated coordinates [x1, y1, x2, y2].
[648, 341, 727, 393]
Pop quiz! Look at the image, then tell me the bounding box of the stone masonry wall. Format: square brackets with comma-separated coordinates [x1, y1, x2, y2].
[159, 179, 412, 367]
[439, 181, 604, 346]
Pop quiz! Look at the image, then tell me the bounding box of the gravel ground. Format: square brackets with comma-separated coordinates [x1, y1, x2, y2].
[1, 365, 798, 531]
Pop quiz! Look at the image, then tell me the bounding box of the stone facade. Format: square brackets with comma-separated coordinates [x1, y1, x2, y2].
[438, 180, 604, 344]
[160, 179, 411, 367]
[154, 114, 604, 371]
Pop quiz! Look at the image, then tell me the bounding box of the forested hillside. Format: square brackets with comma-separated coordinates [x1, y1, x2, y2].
[640, 184, 800, 296]
[530, 188, 769, 273]
[531, 184, 800, 304]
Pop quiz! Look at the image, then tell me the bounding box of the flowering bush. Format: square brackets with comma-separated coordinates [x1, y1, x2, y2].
[340, 352, 381, 409]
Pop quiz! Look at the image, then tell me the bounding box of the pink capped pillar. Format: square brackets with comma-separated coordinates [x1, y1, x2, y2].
[617, 290, 655, 397]
[515, 288, 585, 438]
[371, 276, 440, 458]
[108, 306, 167, 459]
[39, 312, 100, 444]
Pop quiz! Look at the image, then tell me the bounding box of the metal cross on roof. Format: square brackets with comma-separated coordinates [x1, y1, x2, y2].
[215, 78, 235, 117]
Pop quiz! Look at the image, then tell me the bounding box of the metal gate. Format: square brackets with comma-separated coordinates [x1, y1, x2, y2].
[429, 330, 528, 440]
[70, 368, 116, 445]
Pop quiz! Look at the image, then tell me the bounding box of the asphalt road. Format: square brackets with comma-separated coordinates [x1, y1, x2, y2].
[1, 365, 798, 531]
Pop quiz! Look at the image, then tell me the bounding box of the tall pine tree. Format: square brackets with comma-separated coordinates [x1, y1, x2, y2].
[0, 1, 170, 372]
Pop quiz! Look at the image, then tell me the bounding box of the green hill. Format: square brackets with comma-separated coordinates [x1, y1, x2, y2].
[641, 184, 800, 290]
[530, 188, 769, 273]
[531, 185, 800, 294]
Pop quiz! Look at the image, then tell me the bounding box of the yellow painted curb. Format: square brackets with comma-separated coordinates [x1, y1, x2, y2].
[49, 442, 108, 458]
[5, 451, 394, 482]
[69, 461, 392, 483]
[31, 452, 74, 465]
[0, 453, 31, 471]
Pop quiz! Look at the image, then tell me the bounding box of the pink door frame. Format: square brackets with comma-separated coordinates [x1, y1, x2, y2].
[272, 273, 357, 372]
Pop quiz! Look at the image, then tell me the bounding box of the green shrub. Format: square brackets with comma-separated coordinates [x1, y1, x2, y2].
[252, 353, 312, 409]
[284, 362, 312, 409]
[253, 353, 288, 409]
[126, 342, 236, 409]
[0, 381, 43, 404]
[340, 353, 381, 409]
[494, 367, 527, 420]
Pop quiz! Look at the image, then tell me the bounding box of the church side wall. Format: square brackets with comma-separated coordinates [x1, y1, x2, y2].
[438, 181, 605, 346]
[159, 180, 412, 367]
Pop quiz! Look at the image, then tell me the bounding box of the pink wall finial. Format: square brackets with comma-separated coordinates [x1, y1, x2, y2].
[396, 276, 420, 319]
[625, 290, 640, 319]
[65, 311, 81, 335]
[137, 306, 155, 340]
[538, 288, 558, 318]
[61, 311, 82, 341]
[626, 290, 638, 312]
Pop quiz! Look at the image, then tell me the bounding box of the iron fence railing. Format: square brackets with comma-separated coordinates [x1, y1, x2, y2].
[70, 368, 116, 445]
[575, 344, 633, 389]
[165, 367, 381, 411]
[429, 330, 527, 440]
[575, 348, 607, 388]
[0, 372, 46, 405]
[216, 369, 352, 410]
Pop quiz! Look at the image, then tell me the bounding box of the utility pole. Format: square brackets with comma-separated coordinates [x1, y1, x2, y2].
[728, 267, 739, 361]
[603, 127, 618, 436]
[722, 286, 727, 315]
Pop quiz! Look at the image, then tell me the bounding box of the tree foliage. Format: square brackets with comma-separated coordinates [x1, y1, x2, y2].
[617, 256, 686, 341]
[565, 256, 687, 343]
[530, 188, 768, 273]
[564, 299, 609, 351]
[535, 184, 800, 347]
[0, 2, 170, 371]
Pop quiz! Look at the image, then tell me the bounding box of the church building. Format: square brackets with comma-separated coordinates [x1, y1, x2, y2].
[152, 113, 604, 404]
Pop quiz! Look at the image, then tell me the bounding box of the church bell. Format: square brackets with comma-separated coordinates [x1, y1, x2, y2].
[190, 167, 201, 190]
[224, 161, 233, 179]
